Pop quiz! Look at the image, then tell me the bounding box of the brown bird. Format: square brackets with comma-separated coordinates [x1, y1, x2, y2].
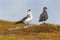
[39, 7, 48, 24]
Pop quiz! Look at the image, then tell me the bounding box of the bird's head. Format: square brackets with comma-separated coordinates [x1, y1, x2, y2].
[27, 9, 31, 12]
[43, 7, 47, 10]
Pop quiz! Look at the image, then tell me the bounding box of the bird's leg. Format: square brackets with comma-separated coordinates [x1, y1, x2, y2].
[28, 23, 32, 27]
[43, 21, 46, 24]
[28, 23, 30, 27]
[24, 24, 28, 28]
[45, 21, 46, 23]
[25, 24, 27, 26]
[42, 21, 44, 24]
[42, 21, 45, 24]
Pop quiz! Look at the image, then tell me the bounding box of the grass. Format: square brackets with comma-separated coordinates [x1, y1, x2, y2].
[0, 20, 60, 40]
[0, 33, 60, 40]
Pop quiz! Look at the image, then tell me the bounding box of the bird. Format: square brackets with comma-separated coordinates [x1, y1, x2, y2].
[39, 7, 48, 24]
[15, 9, 33, 25]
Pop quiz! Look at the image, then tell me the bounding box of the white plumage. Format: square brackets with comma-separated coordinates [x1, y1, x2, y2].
[16, 9, 33, 25]
[24, 10, 33, 24]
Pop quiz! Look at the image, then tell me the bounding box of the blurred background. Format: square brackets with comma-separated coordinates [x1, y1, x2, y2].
[0, 0, 60, 24]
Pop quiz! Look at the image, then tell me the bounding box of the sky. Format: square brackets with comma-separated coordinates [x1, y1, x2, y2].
[0, 0, 60, 24]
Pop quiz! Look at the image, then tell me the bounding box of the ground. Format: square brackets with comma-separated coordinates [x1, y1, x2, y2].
[0, 20, 60, 40]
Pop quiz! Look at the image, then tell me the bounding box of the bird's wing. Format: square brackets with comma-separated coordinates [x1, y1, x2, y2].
[18, 14, 30, 22]
[39, 11, 48, 21]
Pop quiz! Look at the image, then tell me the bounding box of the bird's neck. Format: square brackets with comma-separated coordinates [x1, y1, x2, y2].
[43, 9, 46, 11]
[27, 11, 33, 18]
[43, 9, 47, 12]
[28, 11, 32, 15]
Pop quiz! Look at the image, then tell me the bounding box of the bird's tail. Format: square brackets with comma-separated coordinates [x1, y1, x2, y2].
[39, 20, 42, 22]
[15, 21, 23, 24]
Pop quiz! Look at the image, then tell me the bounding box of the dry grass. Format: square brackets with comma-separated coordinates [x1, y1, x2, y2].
[0, 20, 60, 40]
